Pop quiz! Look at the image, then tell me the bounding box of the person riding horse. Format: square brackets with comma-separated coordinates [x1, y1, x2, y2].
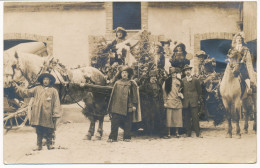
[227, 32, 255, 97]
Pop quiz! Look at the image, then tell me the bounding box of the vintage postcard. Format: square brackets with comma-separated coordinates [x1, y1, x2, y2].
[2, 1, 258, 166]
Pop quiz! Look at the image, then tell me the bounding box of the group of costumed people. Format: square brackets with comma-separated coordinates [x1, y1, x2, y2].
[91, 27, 256, 140]
[5, 27, 256, 149]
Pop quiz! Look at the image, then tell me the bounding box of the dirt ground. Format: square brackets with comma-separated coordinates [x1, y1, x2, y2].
[3, 103, 257, 164]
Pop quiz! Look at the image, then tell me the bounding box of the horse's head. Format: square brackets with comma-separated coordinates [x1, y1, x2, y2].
[3, 51, 21, 88]
[227, 48, 244, 78]
[4, 51, 51, 88]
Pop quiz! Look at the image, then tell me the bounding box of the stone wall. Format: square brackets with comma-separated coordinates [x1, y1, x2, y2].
[4, 3, 106, 67]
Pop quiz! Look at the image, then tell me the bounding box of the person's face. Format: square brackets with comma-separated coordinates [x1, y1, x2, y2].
[117, 31, 124, 39]
[155, 46, 160, 53]
[43, 77, 51, 87]
[164, 43, 170, 48]
[150, 76, 157, 83]
[177, 46, 182, 52]
[184, 69, 191, 76]
[171, 72, 177, 78]
[121, 71, 129, 80]
[199, 57, 204, 63]
[236, 36, 242, 45]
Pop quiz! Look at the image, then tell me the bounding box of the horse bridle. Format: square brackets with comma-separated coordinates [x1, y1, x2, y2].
[12, 57, 44, 87]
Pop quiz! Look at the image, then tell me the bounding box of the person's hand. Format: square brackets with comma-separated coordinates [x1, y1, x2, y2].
[53, 117, 58, 130]
[132, 106, 136, 112]
[178, 92, 184, 99]
[80, 83, 85, 87]
[11, 81, 17, 88]
[109, 113, 112, 120]
[164, 103, 167, 107]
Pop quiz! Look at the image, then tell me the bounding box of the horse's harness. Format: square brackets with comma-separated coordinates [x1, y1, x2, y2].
[12, 57, 45, 87]
[12, 56, 88, 109]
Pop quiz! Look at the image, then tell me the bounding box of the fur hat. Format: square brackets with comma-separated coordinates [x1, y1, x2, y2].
[121, 66, 134, 78]
[182, 65, 193, 71]
[173, 42, 186, 51]
[37, 73, 56, 86]
[195, 50, 208, 59]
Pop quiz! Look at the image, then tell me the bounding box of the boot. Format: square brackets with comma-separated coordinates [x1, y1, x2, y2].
[46, 136, 54, 150]
[33, 135, 43, 151]
[96, 128, 103, 140]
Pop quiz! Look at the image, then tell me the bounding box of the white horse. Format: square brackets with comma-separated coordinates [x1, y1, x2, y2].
[4, 51, 108, 140]
[220, 57, 256, 138]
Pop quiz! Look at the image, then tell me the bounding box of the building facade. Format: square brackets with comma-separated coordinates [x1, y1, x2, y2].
[4, 2, 256, 73]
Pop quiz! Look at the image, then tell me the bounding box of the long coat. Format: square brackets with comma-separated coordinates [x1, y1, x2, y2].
[107, 79, 142, 122]
[16, 85, 62, 128]
[182, 76, 202, 108]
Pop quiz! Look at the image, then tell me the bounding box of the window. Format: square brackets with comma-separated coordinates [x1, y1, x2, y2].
[113, 2, 141, 30]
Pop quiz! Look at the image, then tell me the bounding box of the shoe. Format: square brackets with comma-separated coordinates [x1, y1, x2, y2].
[196, 135, 203, 138]
[83, 135, 92, 140]
[107, 139, 117, 143]
[47, 144, 55, 150]
[162, 135, 171, 139]
[175, 133, 180, 138]
[33, 145, 42, 151]
[123, 139, 131, 142]
[184, 134, 191, 138]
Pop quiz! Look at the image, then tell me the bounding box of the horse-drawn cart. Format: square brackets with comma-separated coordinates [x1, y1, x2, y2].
[3, 97, 33, 130]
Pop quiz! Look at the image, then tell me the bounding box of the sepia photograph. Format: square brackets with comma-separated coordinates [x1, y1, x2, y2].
[1, 0, 258, 166]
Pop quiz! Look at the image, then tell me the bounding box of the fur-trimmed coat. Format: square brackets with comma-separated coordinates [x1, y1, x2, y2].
[107, 79, 142, 122]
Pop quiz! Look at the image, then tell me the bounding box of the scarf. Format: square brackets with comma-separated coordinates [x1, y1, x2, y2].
[186, 75, 192, 82]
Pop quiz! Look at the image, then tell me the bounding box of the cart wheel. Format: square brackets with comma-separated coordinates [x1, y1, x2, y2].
[4, 107, 28, 130]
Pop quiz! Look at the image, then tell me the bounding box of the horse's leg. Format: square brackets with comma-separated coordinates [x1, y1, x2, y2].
[235, 103, 241, 139]
[253, 94, 257, 132]
[223, 101, 232, 138]
[96, 117, 104, 140]
[226, 116, 232, 138]
[243, 105, 249, 134]
[253, 102, 257, 132]
[253, 110, 257, 132]
[84, 116, 95, 140]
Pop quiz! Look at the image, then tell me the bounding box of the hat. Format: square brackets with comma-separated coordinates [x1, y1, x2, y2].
[182, 65, 193, 71]
[195, 50, 208, 59]
[121, 66, 134, 78]
[37, 73, 56, 86]
[169, 67, 181, 74]
[160, 39, 172, 46]
[173, 42, 186, 51]
[114, 27, 127, 39]
[115, 27, 126, 33]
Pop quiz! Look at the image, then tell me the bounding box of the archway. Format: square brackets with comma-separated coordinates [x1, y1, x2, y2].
[201, 39, 232, 73]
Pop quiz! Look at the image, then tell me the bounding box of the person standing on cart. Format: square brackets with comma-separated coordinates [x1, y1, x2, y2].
[103, 27, 128, 65]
